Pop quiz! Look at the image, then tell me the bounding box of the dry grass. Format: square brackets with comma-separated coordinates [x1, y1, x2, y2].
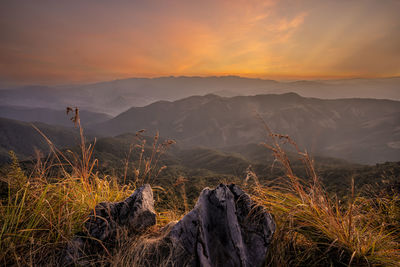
[108, 222, 188, 267]
[249, 127, 400, 266]
[0, 108, 180, 266]
[0, 167, 132, 266]
[0, 108, 135, 266]
[123, 130, 175, 186]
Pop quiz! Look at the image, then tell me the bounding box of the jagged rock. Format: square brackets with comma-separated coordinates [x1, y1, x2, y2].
[166, 184, 275, 267]
[63, 183, 275, 267]
[63, 184, 156, 265]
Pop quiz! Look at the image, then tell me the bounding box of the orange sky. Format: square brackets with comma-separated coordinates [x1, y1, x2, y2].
[1, 0, 399, 84]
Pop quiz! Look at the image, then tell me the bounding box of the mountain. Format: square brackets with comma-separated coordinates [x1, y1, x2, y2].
[93, 93, 400, 164]
[0, 106, 112, 127]
[0, 117, 81, 163]
[90, 133, 361, 190]
[1, 118, 397, 197]
[79, 133, 400, 198]
[1, 76, 399, 115]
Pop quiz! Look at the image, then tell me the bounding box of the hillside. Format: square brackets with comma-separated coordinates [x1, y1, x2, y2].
[88, 133, 397, 198]
[1, 119, 399, 266]
[1, 116, 396, 197]
[1, 76, 399, 115]
[0, 106, 112, 127]
[0, 117, 81, 163]
[93, 93, 400, 164]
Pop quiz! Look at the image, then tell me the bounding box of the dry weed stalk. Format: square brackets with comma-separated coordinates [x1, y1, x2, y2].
[174, 176, 189, 214]
[123, 130, 175, 186]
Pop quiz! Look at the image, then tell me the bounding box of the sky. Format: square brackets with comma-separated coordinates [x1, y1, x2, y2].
[0, 0, 400, 85]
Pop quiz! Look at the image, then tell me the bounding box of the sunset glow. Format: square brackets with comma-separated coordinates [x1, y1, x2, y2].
[1, 0, 399, 84]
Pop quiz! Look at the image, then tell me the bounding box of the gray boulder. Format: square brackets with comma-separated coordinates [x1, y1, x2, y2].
[63, 183, 275, 267]
[63, 184, 156, 265]
[167, 184, 275, 267]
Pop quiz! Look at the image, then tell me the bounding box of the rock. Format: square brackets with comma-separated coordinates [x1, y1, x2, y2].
[85, 183, 156, 242]
[63, 183, 275, 267]
[63, 184, 156, 265]
[166, 184, 275, 267]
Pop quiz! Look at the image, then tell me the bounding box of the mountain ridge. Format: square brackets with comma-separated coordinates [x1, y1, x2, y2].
[93, 93, 400, 164]
[1, 76, 399, 115]
[0, 117, 82, 162]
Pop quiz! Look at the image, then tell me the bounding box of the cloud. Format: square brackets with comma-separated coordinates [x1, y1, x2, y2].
[0, 0, 399, 84]
[333, 32, 400, 76]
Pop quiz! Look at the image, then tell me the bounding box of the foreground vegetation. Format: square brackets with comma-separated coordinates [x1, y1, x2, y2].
[250, 133, 400, 266]
[0, 113, 399, 266]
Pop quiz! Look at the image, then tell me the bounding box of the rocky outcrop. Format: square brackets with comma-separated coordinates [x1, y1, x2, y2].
[63, 184, 156, 265]
[166, 184, 275, 267]
[62, 183, 275, 267]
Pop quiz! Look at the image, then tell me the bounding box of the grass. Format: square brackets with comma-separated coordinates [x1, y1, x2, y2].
[0, 108, 135, 266]
[0, 164, 132, 266]
[248, 129, 400, 266]
[0, 108, 180, 266]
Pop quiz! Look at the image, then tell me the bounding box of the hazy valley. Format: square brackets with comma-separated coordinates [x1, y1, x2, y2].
[1, 79, 399, 166]
[1, 76, 400, 115]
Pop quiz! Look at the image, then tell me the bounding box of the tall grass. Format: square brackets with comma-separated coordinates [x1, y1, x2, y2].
[123, 130, 175, 186]
[0, 108, 134, 265]
[0, 108, 178, 266]
[249, 129, 400, 266]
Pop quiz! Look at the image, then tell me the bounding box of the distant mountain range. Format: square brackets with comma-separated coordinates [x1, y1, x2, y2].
[0, 76, 399, 164]
[93, 93, 400, 164]
[1, 76, 399, 115]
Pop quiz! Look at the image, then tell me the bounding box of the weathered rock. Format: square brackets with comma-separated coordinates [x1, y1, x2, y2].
[63, 184, 156, 265]
[63, 183, 275, 266]
[167, 184, 275, 267]
[85, 183, 156, 241]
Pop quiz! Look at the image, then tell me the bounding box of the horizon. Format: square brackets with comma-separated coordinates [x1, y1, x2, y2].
[2, 74, 400, 88]
[1, 0, 400, 85]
